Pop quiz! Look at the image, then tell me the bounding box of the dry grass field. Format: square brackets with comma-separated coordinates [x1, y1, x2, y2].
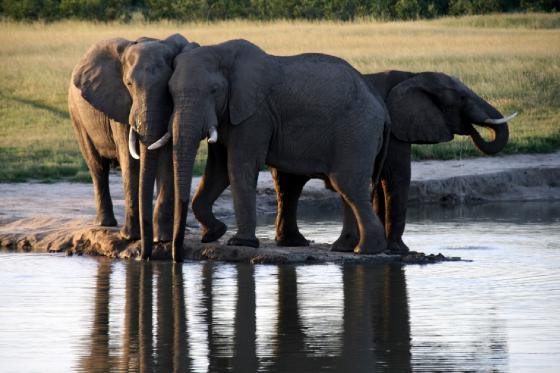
[1, 13, 559, 181]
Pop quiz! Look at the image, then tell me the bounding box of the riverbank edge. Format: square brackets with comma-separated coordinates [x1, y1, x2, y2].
[1, 152, 558, 264]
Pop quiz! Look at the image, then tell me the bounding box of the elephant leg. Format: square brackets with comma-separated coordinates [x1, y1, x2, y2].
[372, 181, 386, 227]
[115, 125, 140, 241]
[272, 168, 310, 247]
[72, 123, 117, 227]
[329, 174, 386, 254]
[226, 151, 262, 249]
[383, 139, 411, 254]
[153, 143, 174, 243]
[331, 198, 360, 252]
[192, 143, 229, 243]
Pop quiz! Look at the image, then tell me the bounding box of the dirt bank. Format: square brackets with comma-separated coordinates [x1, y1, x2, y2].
[0, 152, 558, 263]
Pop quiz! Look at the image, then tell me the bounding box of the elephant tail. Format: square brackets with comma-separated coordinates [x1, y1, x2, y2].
[372, 110, 391, 186]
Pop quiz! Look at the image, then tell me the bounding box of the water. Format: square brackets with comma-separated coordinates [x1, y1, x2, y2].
[1, 201, 559, 373]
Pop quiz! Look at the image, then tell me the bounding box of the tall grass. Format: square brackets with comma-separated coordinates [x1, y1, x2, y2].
[0, 13, 559, 182]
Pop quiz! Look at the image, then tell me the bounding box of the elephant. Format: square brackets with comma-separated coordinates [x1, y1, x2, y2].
[147, 39, 390, 261]
[272, 70, 517, 253]
[68, 34, 197, 258]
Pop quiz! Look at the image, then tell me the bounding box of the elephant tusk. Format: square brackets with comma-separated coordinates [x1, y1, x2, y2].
[148, 132, 171, 150]
[484, 111, 518, 125]
[128, 127, 140, 160]
[207, 126, 218, 144]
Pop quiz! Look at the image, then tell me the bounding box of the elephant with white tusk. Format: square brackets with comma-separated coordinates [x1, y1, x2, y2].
[272, 70, 517, 253]
[160, 39, 390, 261]
[68, 34, 198, 259]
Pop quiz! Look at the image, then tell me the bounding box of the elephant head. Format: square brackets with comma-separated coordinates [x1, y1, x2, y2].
[72, 34, 197, 258]
[386, 72, 516, 155]
[163, 40, 280, 261]
[72, 34, 195, 153]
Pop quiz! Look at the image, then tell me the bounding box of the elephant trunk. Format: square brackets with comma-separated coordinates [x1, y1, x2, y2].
[467, 99, 512, 155]
[171, 111, 201, 262]
[139, 143, 159, 260]
[469, 122, 509, 155]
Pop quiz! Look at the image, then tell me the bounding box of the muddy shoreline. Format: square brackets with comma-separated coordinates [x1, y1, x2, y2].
[1, 152, 558, 263]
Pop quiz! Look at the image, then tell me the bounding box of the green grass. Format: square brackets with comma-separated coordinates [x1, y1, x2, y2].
[0, 13, 559, 182]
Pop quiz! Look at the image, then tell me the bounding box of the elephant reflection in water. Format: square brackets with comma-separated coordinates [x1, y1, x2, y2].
[78, 261, 411, 373]
[77, 260, 187, 373]
[270, 264, 411, 372]
[77, 259, 114, 373]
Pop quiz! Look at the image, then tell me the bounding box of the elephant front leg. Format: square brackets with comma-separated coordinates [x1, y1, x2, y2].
[226, 157, 260, 248]
[382, 139, 411, 254]
[272, 169, 310, 247]
[153, 143, 174, 243]
[116, 127, 140, 241]
[191, 144, 229, 243]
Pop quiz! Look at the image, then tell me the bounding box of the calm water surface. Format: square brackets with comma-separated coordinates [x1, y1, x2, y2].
[1, 202, 559, 372]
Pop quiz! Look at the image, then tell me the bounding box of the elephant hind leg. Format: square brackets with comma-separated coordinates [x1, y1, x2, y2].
[329, 174, 386, 254]
[331, 199, 359, 252]
[272, 169, 310, 247]
[72, 120, 116, 227]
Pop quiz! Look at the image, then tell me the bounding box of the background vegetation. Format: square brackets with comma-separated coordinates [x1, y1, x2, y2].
[0, 0, 558, 22]
[0, 13, 559, 181]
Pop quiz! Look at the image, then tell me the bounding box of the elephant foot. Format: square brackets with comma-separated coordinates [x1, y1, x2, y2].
[330, 233, 359, 252]
[120, 225, 140, 241]
[227, 235, 259, 248]
[201, 221, 227, 243]
[154, 234, 172, 243]
[140, 248, 152, 261]
[387, 239, 410, 255]
[276, 231, 310, 247]
[95, 214, 117, 227]
[353, 236, 387, 255]
[154, 220, 173, 243]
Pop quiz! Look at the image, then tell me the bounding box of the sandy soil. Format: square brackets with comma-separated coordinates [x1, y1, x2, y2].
[0, 152, 558, 263]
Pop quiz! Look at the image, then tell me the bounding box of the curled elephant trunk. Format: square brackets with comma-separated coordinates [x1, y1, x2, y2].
[468, 105, 516, 155]
[128, 127, 140, 160]
[469, 123, 509, 155]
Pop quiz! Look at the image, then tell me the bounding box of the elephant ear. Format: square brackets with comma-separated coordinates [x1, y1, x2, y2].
[227, 40, 282, 125]
[387, 74, 453, 144]
[72, 38, 132, 124]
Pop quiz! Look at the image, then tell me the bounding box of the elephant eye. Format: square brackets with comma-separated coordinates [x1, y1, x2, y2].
[126, 81, 132, 87]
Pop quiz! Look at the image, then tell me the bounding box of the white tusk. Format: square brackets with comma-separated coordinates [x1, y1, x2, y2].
[484, 111, 518, 125]
[128, 127, 140, 160]
[207, 126, 218, 144]
[148, 132, 171, 150]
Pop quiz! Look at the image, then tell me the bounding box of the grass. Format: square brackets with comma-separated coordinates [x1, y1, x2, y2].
[0, 13, 559, 182]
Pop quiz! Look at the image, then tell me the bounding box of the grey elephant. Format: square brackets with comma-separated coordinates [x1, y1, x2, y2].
[272, 70, 516, 253]
[148, 39, 389, 261]
[69, 34, 196, 258]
